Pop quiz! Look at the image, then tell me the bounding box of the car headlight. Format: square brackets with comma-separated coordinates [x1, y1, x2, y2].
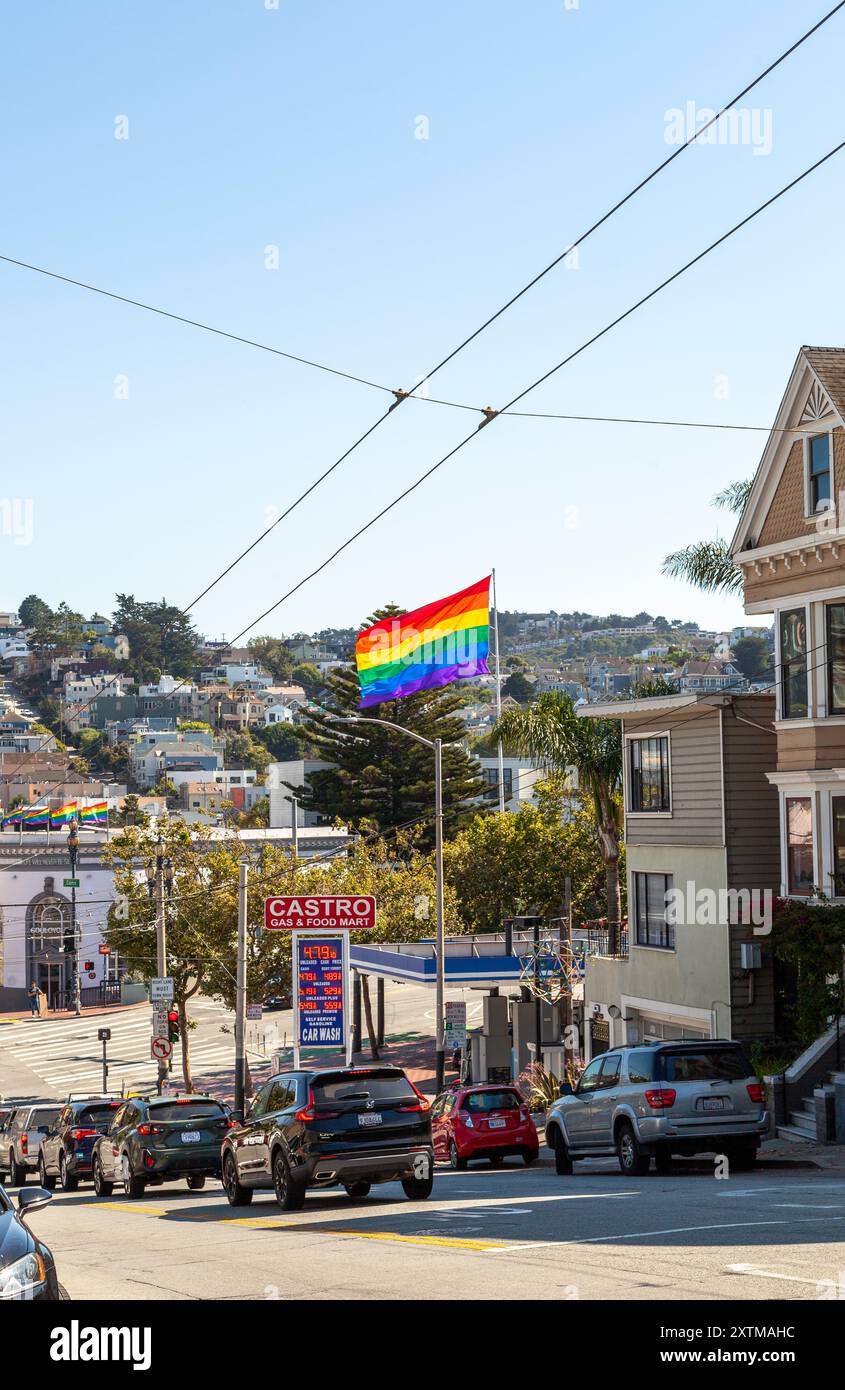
[0, 1252, 47, 1299]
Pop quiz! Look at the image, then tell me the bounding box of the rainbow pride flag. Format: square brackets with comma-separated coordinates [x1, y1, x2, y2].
[22, 804, 50, 827]
[50, 801, 78, 827]
[1, 807, 24, 828]
[356, 575, 490, 708]
[79, 800, 108, 824]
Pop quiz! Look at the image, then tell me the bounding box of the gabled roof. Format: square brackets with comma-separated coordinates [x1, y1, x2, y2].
[732, 346, 845, 557]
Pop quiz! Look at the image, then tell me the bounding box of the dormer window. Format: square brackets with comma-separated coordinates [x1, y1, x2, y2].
[807, 433, 832, 513]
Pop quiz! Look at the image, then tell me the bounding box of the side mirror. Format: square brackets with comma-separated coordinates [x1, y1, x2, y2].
[558, 1082, 574, 1097]
[18, 1187, 52, 1216]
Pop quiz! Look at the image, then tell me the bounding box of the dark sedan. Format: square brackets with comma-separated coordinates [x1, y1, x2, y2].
[0, 1183, 63, 1301]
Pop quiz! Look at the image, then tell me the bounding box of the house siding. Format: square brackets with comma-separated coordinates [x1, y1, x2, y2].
[624, 708, 723, 847]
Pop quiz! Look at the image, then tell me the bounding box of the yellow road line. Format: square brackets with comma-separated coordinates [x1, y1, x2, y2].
[225, 1217, 505, 1250]
[98, 1202, 168, 1217]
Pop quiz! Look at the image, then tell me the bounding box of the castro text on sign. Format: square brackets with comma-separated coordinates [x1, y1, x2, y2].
[264, 895, 376, 931]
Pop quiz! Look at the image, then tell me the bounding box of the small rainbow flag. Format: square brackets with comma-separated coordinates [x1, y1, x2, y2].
[356, 575, 490, 708]
[1, 807, 24, 828]
[79, 801, 108, 824]
[50, 801, 78, 827]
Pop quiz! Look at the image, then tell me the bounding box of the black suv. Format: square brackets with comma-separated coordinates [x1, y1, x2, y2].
[91, 1095, 233, 1198]
[222, 1066, 434, 1210]
[39, 1098, 123, 1191]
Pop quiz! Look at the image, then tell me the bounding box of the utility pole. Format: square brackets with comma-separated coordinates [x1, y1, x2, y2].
[67, 823, 81, 1016]
[146, 837, 172, 1093]
[491, 568, 505, 813]
[434, 736, 446, 1091]
[234, 858, 248, 1118]
[291, 796, 299, 859]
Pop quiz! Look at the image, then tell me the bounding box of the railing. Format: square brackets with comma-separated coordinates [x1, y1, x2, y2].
[79, 981, 122, 1008]
[576, 922, 629, 960]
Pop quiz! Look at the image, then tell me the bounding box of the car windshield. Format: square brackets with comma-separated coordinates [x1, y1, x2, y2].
[659, 1048, 751, 1082]
[314, 1072, 416, 1102]
[464, 1090, 520, 1112]
[76, 1105, 121, 1126]
[148, 1101, 225, 1122]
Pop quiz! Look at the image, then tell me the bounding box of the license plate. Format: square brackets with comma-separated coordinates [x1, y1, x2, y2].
[358, 1113, 382, 1127]
[180, 1130, 201, 1143]
[700, 1098, 725, 1112]
[489, 1118, 507, 1129]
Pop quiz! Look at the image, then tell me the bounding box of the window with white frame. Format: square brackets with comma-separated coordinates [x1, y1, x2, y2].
[628, 735, 670, 812]
[779, 608, 809, 719]
[785, 796, 814, 895]
[633, 872, 674, 949]
[827, 603, 845, 714]
[806, 433, 832, 514]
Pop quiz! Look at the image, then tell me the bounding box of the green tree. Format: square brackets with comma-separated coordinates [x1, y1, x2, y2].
[291, 662, 323, 700]
[18, 594, 53, 629]
[247, 635, 296, 683]
[495, 692, 623, 944]
[253, 721, 315, 761]
[223, 731, 272, 774]
[445, 781, 610, 933]
[502, 671, 534, 703]
[113, 595, 198, 677]
[295, 616, 485, 848]
[662, 479, 752, 595]
[732, 635, 770, 681]
[111, 794, 149, 827]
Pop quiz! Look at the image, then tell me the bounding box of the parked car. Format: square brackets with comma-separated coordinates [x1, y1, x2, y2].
[221, 1066, 434, 1210]
[545, 1041, 768, 1176]
[39, 1098, 124, 1192]
[0, 1103, 62, 1187]
[91, 1095, 234, 1198]
[0, 1182, 64, 1300]
[431, 1084, 539, 1169]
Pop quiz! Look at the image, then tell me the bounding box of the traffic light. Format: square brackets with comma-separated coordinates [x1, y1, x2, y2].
[83, 961, 94, 973]
[167, 1009, 179, 1044]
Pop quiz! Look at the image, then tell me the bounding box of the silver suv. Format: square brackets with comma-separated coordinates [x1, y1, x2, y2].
[0, 1103, 62, 1187]
[546, 1041, 768, 1176]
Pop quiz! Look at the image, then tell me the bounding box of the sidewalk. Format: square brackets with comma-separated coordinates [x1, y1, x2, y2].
[0, 1001, 148, 1025]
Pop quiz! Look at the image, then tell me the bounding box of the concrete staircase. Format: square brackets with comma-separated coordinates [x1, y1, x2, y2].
[776, 1069, 839, 1142]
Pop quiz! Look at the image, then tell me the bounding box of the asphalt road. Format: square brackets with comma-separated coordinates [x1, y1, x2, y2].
[16, 1159, 845, 1301]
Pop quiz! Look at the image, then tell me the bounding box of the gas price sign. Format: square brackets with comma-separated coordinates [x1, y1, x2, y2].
[296, 936, 346, 1049]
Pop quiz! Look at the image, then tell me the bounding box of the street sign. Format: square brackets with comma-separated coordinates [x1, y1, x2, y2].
[98, 944, 111, 955]
[97, 1028, 111, 1042]
[246, 1003, 263, 1021]
[152, 1006, 169, 1036]
[63, 878, 80, 888]
[444, 1000, 467, 1052]
[264, 895, 376, 932]
[150, 977, 174, 1003]
[295, 935, 347, 1050]
[151, 1036, 172, 1061]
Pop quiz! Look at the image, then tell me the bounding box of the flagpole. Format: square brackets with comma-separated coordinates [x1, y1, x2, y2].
[491, 568, 505, 813]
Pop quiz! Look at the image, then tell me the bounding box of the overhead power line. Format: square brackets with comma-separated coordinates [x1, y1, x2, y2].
[227, 138, 845, 644]
[2, 1, 842, 620]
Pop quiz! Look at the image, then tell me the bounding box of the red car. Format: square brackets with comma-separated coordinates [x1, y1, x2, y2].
[431, 1084, 539, 1169]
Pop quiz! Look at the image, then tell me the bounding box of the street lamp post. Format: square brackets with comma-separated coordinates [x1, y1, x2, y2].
[332, 715, 447, 1091]
[67, 823, 81, 1016]
[146, 836, 173, 1092]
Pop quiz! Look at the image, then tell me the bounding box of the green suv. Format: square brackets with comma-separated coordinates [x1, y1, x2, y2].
[90, 1095, 234, 1198]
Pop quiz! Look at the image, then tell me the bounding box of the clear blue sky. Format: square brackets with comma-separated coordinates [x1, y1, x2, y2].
[3, 0, 844, 640]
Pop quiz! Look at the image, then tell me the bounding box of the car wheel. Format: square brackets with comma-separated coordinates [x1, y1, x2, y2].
[489, 1154, 505, 1168]
[523, 1148, 538, 1166]
[550, 1127, 573, 1176]
[59, 1153, 79, 1192]
[272, 1150, 305, 1212]
[186, 1175, 206, 1191]
[401, 1174, 434, 1200]
[222, 1153, 253, 1207]
[448, 1140, 467, 1171]
[38, 1155, 55, 1191]
[121, 1154, 146, 1199]
[730, 1145, 757, 1172]
[616, 1122, 650, 1176]
[10, 1155, 27, 1187]
[654, 1149, 674, 1175]
[344, 1181, 371, 1200]
[92, 1155, 113, 1198]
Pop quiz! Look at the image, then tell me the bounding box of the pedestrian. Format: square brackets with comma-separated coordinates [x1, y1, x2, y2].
[26, 980, 42, 1017]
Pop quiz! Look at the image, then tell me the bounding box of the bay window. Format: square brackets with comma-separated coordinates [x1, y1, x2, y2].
[785, 797, 814, 895]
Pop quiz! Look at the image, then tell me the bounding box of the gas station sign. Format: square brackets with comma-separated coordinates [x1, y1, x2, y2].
[264, 895, 376, 931]
[296, 936, 346, 1049]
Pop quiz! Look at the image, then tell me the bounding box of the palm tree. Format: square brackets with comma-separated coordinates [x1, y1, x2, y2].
[495, 692, 624, 948]
[662, 479, 752, 594]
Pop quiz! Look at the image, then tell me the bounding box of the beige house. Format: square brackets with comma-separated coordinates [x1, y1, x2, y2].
[731, 346, 845, 901]
[578, 692, 779, 1058]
